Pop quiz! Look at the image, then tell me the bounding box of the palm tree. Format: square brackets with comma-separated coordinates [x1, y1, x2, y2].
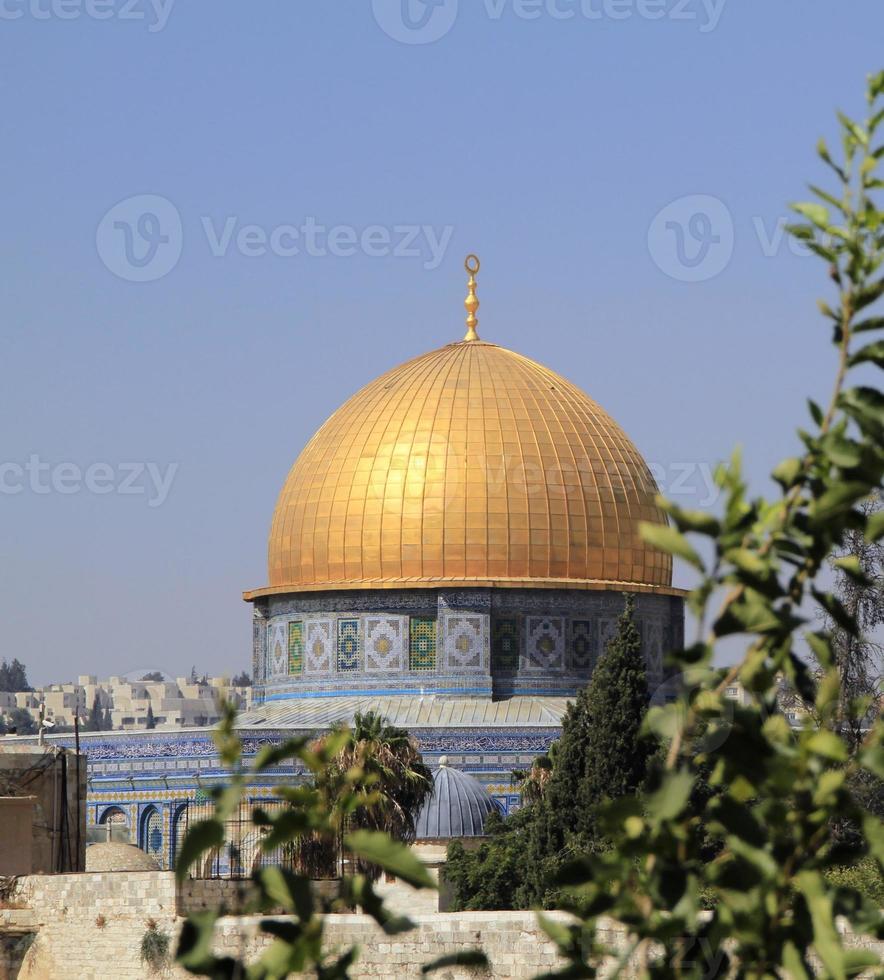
[512, 741, 558, 806]
[310, 710, 433, 881]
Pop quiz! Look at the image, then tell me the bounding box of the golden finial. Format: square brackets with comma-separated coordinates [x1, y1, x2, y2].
[463, 254, 480, 342]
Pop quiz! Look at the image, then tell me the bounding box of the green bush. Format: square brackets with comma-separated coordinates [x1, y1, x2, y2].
[825, 857, 884, 906]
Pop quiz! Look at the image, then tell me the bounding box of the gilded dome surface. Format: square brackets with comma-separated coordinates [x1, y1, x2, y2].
[249, 339, 672, 597]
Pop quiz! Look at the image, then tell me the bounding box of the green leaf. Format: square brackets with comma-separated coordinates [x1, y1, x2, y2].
[833, 555, 872, 585]
[175, 818, 225, 884]
[256, 866, 314, 921]
[812, 588, 859, 637]
[795, 870, 847, 980]
[772, 457, 803, 489]
[647, 768, 694, 823]
[820, 432, 862, 468]
[866, 509, 884, 542]
[858, 745, 884, 781]
[792, 201, 831, 229]
[782, 940, 812, 980]
[854, 315, 884, 334]
[421, 951, 489, 974]
[862, 813, 884, 866]
[849, 339, 884, 368]
[658, 499, 721, 536]
[344, 831, 436, 889]
[342, 876, 415, 936]
[253, 737, 310, 772]
[805, 630, 834, 667]
[640, 522, 705, 571]
[536, 912, 575, 949]
[855, 277, 884, 312]
[806, 730, 849, 762]
[175, 911, 237, 977]
[810, 482, 870, 525]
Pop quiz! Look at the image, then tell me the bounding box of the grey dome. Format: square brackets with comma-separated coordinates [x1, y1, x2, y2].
[415, 759, 499, 839]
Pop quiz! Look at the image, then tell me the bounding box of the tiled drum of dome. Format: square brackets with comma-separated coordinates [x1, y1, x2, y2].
[366, 617, 406, 672]
[442, 615, 485, 671]
[599, 618, 618, 661]
[267, 623, 287, 677]
[526, 617, 564, 671]
[252, 617, 266, 682]
[409, 617, 437, 672]
[306, 620, 333, 673]
[288, 621, 304, 675]
[337, 619, 361, 672]
[570, 620, 593, 669]
[492, 618, 519, 672]
[643, 619, 664, 691]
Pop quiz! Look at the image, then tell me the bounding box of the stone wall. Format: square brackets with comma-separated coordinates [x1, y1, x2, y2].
[0, 746, 87, 875]
[2, 872, 881, 980]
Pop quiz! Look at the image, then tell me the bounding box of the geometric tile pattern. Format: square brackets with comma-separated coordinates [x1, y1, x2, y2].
[409, 617, 437, 672]
[365, 617, 406, 673]
[643, 618, 665, 690]
[525, 617, 564, 671]
[598, 617, 618, 664]
[267, 623, 288, 677]
[442, 615, 485, 671]
[305, 619, 333, 674]
[569, 619, 594, 669]
[142, 807, 163, 856]
[287, 621, 304, 675]
[252, 617, 266, 681]
[491, 617, 520, 672]
[337, 619, 361, 672]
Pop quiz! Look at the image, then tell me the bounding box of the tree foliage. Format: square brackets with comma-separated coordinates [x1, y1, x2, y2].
[0, 658, 31, 692]
[173, 707, 465, 978]
[540, 73, 884, 979]
[447, 596, 653, 910]
[307, 710, 433, 881]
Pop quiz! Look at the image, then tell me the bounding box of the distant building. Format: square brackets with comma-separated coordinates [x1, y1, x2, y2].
[1, 675, 251, 732]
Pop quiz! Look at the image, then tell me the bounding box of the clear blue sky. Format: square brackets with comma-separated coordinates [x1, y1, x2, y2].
[2, 1, 881, 684]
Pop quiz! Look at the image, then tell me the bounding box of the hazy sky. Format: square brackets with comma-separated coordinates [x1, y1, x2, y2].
[2, 1, 882, 685]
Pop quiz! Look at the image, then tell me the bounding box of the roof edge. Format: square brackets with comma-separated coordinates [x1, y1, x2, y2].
[244, 577, 686, 602]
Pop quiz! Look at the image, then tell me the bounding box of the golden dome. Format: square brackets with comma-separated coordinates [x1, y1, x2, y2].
[247, 339, 673, 599]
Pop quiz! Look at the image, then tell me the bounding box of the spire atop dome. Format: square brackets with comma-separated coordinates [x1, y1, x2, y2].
[463, 254, 480, 341]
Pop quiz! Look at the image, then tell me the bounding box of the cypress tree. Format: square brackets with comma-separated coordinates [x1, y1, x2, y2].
[86, 693, 103, 732]
[145, 704, 156, 730]
[576, 594, 652, 837]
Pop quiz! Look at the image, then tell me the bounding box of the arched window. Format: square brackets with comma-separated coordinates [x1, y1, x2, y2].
[170, 805, 188, 868]
[140, 806, 163, 859]
[98, 806, 129, 843]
